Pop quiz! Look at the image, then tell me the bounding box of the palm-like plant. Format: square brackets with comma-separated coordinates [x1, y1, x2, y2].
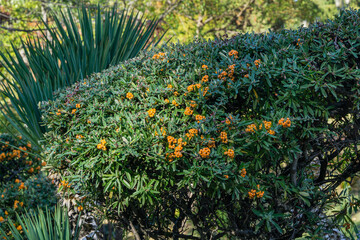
[0, 206, 81, 240]
[0, 5, 166, 149]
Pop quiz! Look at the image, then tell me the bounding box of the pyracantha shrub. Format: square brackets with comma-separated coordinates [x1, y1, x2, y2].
[41, 9, 360, 239]
[0, 134, 57, 237]
[0, 134, 44, 183]
[0, 173, 57, 237]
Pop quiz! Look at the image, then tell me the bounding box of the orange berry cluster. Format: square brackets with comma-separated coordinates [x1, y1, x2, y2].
[202, 87, 209, 96]
[11, 149, 21, 159]
[167, 136, 177, 149]
[190, 100, 197, 108]
[246, 121, 276, 135]
[248, 189, 256, 199]
[18, 182, 26, 190]
[0, 148, 27, 161]
[148, 108, 156, 117]
[228, 49, 239, 59]
[1, 141, 9, 149]
[76, 134, 84, 139]
[0, 152, 5, 161]
[71, 109, 76, 114]
[126, 92, 134, 99]
[248, 189, 264, 199]
[195, 114, 206, 123]
[155, 127, 166, 137]
[56, 109, 61, 115]
[224, 149, 235, 158]
[184, 107, 193, 116]
[97, 139, 107, 151]
[256, 191, 264, 198]
[172, 100, 179, 107]
[59, 180, 71, 189]
[220, 131, 228, 143]
[241, 168, 246, 177]
[202, 64, 208, 70]
[152, 52, 166, 60]
[226, 64, 235, 81]
[187, 84, 201, 92]
[261, 121, 276, 135]
[175, 138, 187, 151]
[261, 121, 272, 130]
[76, 103, 81, 108]
[201, 75, 209, 83]
[278, 118, 291, 127]
[13, 200, 24, 210]
[268, 130, 275, 135]
[254, 59, 261, 68]
[218, 70, 227, 81]
[207, 138, 216, 148]
[225, 115, 233, 125]
[166, 137, 187, 161]
[199, 147, 211, 158]
[13, 150, 25, 157]
[14, 179, 27, 190]
[18, 146, 28, 156]
[186, 129, 198, 140]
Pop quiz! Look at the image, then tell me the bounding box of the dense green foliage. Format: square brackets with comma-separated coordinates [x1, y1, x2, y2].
[0, 4, 164, 149]
[0, 175, 58, 238]
[0, 134, 40, 183]
[0, 206, 80, 240]
[41, 8, 359, 239]
[0, 134, 57, 238]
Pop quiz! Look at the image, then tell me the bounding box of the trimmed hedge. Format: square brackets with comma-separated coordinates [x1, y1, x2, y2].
[41, 9, 360, 239]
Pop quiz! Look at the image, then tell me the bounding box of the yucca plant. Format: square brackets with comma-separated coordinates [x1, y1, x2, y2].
[0, 206, 81, 240]
[0, 5, 166, 150]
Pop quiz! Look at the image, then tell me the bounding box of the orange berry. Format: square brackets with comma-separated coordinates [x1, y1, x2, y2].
[126, 92, 134, 99]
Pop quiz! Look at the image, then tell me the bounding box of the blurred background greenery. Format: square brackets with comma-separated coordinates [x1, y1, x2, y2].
[1, 0, 360, 50]
[1, 0, 359, 86]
